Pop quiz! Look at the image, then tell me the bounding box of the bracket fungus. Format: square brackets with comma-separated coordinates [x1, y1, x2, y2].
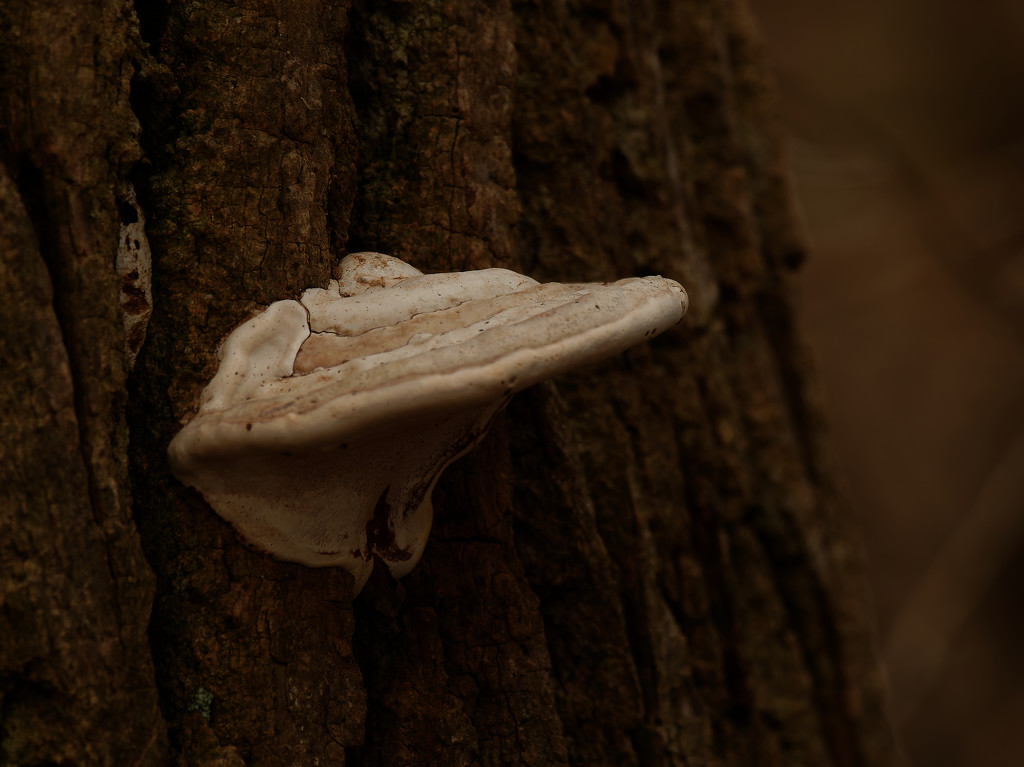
[168, 253, 687, 593]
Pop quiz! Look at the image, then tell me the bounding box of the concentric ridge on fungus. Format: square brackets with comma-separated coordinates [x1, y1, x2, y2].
[168, 252, 688, 594]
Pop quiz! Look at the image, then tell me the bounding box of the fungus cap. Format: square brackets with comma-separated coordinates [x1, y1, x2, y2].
[168, 253, 687, 593]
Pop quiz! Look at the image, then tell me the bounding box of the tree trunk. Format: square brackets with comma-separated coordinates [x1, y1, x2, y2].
[0, 1, 899, 765]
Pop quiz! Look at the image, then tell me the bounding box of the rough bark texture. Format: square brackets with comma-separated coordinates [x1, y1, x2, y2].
[1, 1, 898, 766]
[0, 1, 166, 764]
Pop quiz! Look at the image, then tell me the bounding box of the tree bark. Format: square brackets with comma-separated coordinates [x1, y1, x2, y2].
[1, 1, 898, 765]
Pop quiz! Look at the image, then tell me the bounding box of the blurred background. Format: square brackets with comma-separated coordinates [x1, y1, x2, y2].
[749, 1, 1024, 765]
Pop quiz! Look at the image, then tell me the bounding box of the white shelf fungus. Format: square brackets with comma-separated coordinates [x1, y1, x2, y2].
[168, 252, 688, 594]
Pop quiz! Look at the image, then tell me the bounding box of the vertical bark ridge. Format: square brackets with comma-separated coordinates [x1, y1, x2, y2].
[344, 4, 571, 764]
[0, 1, 166, 764]
[347, 0, 519, 273]
[128, 1, 365, 763]
[508, 0, 898, 765]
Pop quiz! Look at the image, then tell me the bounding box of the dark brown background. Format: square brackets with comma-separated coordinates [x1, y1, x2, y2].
[752, 1, 1024, 766]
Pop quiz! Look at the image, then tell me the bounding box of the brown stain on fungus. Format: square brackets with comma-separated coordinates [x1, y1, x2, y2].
[365, 488, 413, 564]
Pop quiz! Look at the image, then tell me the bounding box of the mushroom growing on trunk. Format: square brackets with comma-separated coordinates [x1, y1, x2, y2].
[168, 253, 688, 594]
